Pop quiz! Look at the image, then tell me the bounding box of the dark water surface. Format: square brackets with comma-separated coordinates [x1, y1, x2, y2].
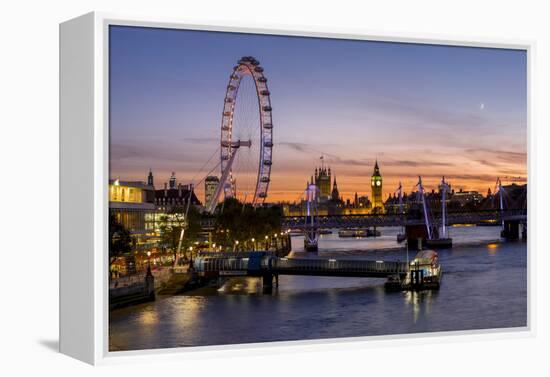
[109, 226, 527, 351]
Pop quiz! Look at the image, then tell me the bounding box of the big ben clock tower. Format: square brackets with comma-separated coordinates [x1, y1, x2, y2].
[371, 160, 384, 213]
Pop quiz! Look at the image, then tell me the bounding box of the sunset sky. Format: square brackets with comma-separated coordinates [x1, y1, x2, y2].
[109, 25, 527, 204]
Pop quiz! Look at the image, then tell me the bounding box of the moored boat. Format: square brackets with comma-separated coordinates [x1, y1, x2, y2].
[338, 228, 367, 238]
[385, 249, 442, 291]
[338, 228, 380, 238]
[288, 229, 303, 236]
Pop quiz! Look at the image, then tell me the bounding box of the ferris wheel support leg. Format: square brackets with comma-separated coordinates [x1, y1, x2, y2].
[206, 150, 239, 213]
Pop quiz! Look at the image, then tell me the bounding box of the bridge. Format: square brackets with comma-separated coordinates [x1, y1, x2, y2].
[280, 208, 527, 229]
[278, 176, 527, 250]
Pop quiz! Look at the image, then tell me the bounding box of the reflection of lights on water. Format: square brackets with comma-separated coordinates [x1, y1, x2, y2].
[487, 243, 499, 255]
[174, 296, 206, 327]
[219, 277, 261, 294]
[138, 310, 158, 325]
[404, 291, 420, 323]
[404, 291, 434, 323]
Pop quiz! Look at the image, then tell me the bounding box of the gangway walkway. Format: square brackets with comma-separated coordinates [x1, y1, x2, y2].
[194, 252, 408, 279]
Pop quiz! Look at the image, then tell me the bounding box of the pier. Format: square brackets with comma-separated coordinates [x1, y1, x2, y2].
[193, 250, 440, 292]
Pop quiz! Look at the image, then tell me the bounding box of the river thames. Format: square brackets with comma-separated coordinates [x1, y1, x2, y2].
[109, 225, 527, 351]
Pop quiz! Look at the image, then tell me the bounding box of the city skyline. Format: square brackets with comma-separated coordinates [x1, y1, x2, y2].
[109, 26, 527, 203]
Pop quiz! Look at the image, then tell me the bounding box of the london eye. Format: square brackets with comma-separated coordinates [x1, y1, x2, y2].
[206, 56, 273, 212]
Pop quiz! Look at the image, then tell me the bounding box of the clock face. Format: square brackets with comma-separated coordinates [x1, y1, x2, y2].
[376, 180, 381, 187]
[371, 180, 375, 186]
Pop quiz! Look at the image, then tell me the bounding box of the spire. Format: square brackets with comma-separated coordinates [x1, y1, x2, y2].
[169, 172, 177, 189]
[373, 159, 381, 176]
[147, 169, 154, 187]
[331, 175, 340, 201]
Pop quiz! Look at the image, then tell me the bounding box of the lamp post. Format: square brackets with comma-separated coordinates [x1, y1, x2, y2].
[251, 238, 255, 251]
[146, 251, 152, 275]
[265, 235, 269, 251]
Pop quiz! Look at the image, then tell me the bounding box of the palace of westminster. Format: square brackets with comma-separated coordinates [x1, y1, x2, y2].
[282, 160, 385, 217]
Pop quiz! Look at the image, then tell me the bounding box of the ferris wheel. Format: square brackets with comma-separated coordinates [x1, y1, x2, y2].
[205, 56, 273, 213]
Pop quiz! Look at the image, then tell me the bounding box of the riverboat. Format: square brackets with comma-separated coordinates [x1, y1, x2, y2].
[385, 249, 442, 291]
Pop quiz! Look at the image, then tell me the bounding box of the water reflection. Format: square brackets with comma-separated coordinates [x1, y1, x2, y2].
[487, 243, 499, 256]
[404, 290, 436, 323]
[110, 226, 527, 351]
[137, 309, 158, 326]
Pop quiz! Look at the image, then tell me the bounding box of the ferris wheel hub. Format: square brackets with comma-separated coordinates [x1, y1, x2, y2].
[231, 139, 252, 148]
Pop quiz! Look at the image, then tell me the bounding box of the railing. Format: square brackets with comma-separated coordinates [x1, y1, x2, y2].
[109, 274, 145, 289]
[194, 255, 409, 277]
[197, 257, 250, 272]
[197, 251, 275, 258]
[270, 258, 408, 275]
[109, 267, 173, 289]
[199, 209, 527, 230]
[281, 208, 527, 229]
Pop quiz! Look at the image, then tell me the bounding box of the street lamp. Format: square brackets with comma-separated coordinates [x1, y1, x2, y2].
[146, 251, 152, 273]
[251, 238, 255, 251]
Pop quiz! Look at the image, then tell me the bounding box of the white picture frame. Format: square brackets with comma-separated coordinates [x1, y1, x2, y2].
[59, 11, 534, 365]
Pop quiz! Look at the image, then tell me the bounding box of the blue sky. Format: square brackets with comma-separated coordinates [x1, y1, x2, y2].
[109, 25, 527, 202]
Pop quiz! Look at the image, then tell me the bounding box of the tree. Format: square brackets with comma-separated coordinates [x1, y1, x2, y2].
[109, 214, 133, 268]
[159, 205, 202, 261]
[212, 198, 282, 250]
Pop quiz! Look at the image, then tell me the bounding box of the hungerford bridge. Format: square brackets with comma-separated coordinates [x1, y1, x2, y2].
[280, 209, 527, 230]
[286, 176, 526, 250]
[201, 176, 527, 252]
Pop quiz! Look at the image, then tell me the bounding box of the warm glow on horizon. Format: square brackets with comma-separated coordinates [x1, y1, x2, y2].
[111, 163, 526, 205]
